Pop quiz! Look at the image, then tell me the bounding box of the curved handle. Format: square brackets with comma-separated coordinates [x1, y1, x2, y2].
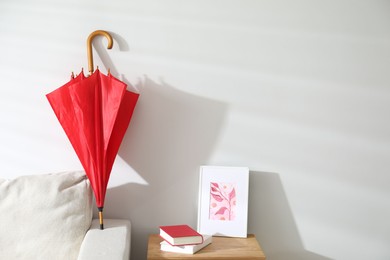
[87, 30, 113, 75]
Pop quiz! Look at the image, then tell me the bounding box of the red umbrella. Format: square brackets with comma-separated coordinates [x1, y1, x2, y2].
[46, 30, 139, 229]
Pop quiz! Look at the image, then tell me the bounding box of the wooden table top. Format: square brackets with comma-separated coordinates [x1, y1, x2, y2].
[147, 234, 266, 259]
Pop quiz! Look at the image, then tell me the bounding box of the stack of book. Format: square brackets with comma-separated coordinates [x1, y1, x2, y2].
[159, 224, 212, 254]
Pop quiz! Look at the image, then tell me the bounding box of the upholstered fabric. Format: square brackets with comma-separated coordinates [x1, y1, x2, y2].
[78, 219, 131, 260]
[0, 171, 93, 260]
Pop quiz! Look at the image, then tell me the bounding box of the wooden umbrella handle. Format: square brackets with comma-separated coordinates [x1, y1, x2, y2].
[87, 30, 113, 75]
[98, 207, 104, 230]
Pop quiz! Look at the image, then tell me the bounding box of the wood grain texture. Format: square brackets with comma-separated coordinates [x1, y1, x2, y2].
[147, 234, 266, 260]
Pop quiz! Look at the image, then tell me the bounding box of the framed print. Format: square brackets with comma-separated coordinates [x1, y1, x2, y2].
[197, 166, 249, 238]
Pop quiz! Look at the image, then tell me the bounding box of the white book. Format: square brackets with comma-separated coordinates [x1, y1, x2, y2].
[160, 235, 212, 254]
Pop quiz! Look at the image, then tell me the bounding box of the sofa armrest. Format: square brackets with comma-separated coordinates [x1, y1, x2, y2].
[77, 219, 131, 260]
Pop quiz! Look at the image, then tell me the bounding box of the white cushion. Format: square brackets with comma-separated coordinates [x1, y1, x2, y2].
[78, 219, 131, 260]
[0, 171, 93, 260]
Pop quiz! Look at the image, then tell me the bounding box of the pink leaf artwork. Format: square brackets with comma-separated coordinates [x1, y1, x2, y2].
[209, 182, 237, 221]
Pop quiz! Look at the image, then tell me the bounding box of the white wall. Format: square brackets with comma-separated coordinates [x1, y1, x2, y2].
[1, 1, 390, 259]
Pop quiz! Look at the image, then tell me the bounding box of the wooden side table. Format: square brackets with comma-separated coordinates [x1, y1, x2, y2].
[147, 234, 266, 259]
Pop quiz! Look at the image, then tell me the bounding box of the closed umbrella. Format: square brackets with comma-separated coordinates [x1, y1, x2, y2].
[46, 30, 139, 229]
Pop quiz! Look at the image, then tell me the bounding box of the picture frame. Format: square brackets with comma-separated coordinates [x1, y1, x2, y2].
[197, 165, 249, 238]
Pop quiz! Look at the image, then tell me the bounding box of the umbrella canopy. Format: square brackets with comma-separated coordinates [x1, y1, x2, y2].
[46, 30, 139, 229]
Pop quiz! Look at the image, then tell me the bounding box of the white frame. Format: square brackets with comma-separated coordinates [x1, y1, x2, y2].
[197, 166, 249, 238]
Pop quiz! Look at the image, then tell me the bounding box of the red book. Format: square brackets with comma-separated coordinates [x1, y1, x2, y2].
[159, 225, 203, 246]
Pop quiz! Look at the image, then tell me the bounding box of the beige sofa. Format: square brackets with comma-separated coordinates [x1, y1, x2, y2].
[0, 171, 131, 260]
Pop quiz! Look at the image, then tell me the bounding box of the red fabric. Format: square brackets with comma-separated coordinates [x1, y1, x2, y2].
[47, 69, 139, 208]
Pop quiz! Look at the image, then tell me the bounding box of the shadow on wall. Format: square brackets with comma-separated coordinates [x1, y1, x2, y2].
[104, 76, 228, 259]
[249, 171, 332, 260]
[91, 31, 129, 73]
